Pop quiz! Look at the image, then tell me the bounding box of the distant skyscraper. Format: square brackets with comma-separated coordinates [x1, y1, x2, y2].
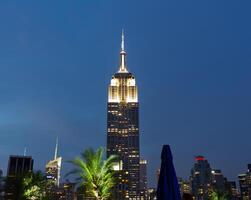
[238, 164, 251, 200]
[211, 169, 238, 199]
[7, 155, 33, 176]
[107, 31, 140, 199]
[46, 137, 62, 187]
[211, 169, 226, 193]
[5, 155, 34, 200]
[239, 174, 249, 200]
[190, 156, 212, 200]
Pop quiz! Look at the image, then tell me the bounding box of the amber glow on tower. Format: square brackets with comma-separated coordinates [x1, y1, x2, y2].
[108, 31, 138, 103]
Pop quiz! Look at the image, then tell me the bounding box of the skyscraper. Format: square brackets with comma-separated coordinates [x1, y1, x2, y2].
[238, 164, 251, 200]
[5, 155, 34, 200]
[190, 156, 212, 200]
[7, 155, 34, 176]
[211, 169, 226, 193]
[45, 137, 62, 187]
[107, 31, 140, 200]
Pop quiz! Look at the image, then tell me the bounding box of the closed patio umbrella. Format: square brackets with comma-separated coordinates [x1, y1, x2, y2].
[157, 145, 181, 200]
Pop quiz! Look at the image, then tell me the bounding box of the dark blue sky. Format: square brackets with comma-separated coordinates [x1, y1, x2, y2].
[0, 1, 251, 186]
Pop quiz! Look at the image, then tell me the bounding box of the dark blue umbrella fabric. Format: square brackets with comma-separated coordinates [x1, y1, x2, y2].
[157, 145, 181, 200]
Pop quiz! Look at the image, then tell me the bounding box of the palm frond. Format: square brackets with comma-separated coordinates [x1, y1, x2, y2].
[68, 147, 116, 200]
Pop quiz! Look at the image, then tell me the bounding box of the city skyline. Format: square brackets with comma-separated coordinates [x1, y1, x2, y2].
[0, 1, 251, 188]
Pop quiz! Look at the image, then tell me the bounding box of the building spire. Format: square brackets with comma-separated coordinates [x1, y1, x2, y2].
[54, 137, 58, 160]
[121, 29, 125, 51]
[24, 147, 27, 156]
[119, 29, 128, 73]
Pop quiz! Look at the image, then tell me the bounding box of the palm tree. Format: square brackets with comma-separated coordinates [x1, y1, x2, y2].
[68, 147, 117, 200]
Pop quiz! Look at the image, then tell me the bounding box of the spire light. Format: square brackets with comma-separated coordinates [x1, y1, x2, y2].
[119, 29, 128, 73]
[54, 136, 58, 160]
[121, 29, 125, 51]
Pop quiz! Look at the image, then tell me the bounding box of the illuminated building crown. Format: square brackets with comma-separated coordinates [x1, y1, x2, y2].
[108, 31, 138, 103]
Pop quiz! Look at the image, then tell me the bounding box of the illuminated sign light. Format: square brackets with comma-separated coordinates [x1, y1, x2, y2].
[195, 156, 205, 161]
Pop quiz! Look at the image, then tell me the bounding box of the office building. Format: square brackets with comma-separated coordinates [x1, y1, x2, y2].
[107, 31, 140, 199]
[46, 137, 62, 187]
[5, 155, 34, 200]
[239, 164, 251, 200]
[190, 156, 212, 200]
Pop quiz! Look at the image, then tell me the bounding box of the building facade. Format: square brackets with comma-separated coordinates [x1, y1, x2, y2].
[139, 159, 148, 199]
[226, 181, 239, 200]
[211, 169, 239, 200]
[5, 155, 34, 200]
[147, 188, 157, 200]
[190, 156, 212, 200]
[45, 137, 62, 187]
[56, 182, 76, 200]
[107, 32, 140, 200]
[211, 169, 226, 193]
[239, 164, 251, 200]
[178, 178, 191, 196]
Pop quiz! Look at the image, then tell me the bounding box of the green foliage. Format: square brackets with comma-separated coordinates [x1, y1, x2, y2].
[210, 191, 227, 200]
[21, 171, 50, 200]
[68, 147, 117, 200]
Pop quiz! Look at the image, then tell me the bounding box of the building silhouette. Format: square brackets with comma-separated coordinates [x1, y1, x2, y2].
[107, 31, 140, 199]
[5, 155, 34, 200]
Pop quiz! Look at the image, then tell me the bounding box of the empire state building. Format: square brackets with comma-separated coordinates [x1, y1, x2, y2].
[107, 32, 140, 200]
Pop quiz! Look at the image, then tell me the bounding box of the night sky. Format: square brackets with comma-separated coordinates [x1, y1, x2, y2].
[0, 1, 251, 187]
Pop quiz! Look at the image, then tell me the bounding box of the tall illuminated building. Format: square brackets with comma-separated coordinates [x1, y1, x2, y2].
[107, 31, 140, 199]
[46, 137, 62, 187]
